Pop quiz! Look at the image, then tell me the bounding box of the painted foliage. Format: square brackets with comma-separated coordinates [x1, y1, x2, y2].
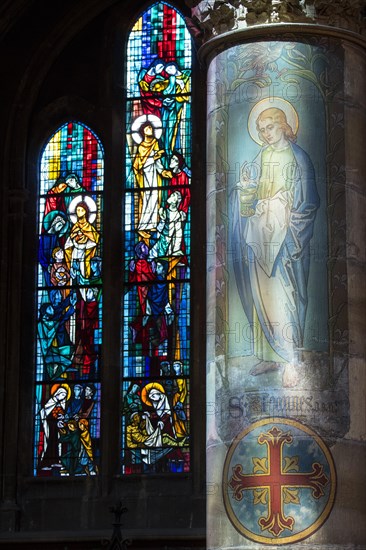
[207, 41, 350, 440]
[34, 122, 103, 477]
[122, 2, 192, 473]
[224, 42, 329, 384]
[207, 40, 346, 547]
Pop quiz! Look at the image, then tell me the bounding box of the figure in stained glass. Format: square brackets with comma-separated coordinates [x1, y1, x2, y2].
[171, 361, 187, 438]
[141, 382, 175, 438]
[167, 150, 191, 213]
[123, 2, 191, 473]
[64, 196, 100, 288]
[74, 287, 100, 377]
[138, 58, 166, 117]
[136, 59, 190, 157]
[49, 246, 70, 294]
[160, 361, 175, 401]
[149, 190, 186, 259]
[44, 173, 84, 217]
[130, 259, 174, 357]
[78, 419, 98, 475]
[37, 291, 77, 379]
[126, 412, 151, 448]
[59, 419, 81, 476]
[79, 383, 97, 419]
[39, 211, 69, 286]
[38, 383, 71, 473]
[36, 381, 100, 476]
[35, 121, 103, 476]
[137, 382, 188, 467]
[127, 410, 186, 451]
[132, 115, 172, 240]
[144, 259, 175, 349]
[160, 61, 190, 154]
[123, 383, 143, 416]
[128, 241, 156, 315]
[65, 384, 83, 420]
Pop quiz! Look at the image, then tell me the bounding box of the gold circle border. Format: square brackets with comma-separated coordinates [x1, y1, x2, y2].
[222, 417, 337, 545]
[248, 97, 299, 145]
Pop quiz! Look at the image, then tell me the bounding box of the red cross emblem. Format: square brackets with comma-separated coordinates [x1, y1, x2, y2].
[223, 418, 336, 545]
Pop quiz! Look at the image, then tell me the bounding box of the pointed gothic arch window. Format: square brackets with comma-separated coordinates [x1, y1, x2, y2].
[32, 3, 194, 478]
[0, 0, 206, 543]
[34, 121, 104, 476]
[121, 1, 192, 474]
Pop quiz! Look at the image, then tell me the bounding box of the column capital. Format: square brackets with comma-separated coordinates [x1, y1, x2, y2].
[185, 0, 366, 43]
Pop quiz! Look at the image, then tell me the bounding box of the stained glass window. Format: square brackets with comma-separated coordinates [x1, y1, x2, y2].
[34, 121, 104, 477]
[122, 2, 192, 473]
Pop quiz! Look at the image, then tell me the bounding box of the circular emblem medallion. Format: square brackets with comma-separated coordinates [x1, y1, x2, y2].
[223, 417, 336, 545]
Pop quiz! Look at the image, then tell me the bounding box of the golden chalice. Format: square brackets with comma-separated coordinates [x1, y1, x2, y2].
[239, 185, 256, 217]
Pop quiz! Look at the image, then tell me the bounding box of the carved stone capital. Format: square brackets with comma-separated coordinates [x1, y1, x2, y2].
[185, 0, 366, 44]
[313, 0, 366, 33]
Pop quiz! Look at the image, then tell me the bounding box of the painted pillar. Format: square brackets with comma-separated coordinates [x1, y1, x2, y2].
[187, 1, 366, 547]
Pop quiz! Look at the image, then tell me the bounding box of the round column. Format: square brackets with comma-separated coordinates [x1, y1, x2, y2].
[188, 1, 366, 547]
